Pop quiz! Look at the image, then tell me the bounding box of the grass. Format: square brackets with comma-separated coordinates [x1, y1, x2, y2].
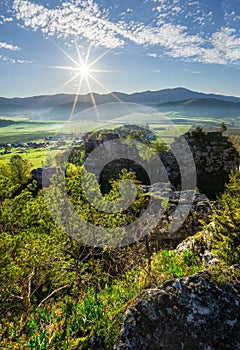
[0, 118, 108, 167]
[0, 111, 234, 166]
[0, 119, 123, 144]
[0, 147, 60, 168]
[0, 116, 192, 167]
[0, 120, 64, 144]
[150, 123, 191, 144]
[0, 248, 203, 350]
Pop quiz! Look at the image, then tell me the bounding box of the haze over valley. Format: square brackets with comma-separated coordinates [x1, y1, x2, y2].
[1, 87, 240, 125]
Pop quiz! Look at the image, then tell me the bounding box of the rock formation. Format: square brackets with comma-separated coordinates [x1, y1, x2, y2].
[113, 270, 240, 350]
[31, 167, 58, 187]
[142, 183, 213, 247]
[175, 223, 221, 267]
[31, 131, 240, 199]
[161, 131, 240, 198]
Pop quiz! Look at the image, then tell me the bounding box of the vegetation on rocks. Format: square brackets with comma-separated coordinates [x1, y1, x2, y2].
[0, 148, 239, 349]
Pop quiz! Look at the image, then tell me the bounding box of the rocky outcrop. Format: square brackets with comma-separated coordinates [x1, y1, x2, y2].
[161, 131, 240, 198]
[113, 270, 240, 350]
[175, 223, 221, 267]
[31, 167, 58, 187]
[143, 183, 213, 246]
[83, 130, 240, 199]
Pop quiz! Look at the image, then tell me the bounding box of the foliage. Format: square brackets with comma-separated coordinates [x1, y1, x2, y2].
[148, 249, 202, 287]
[150, 139, 169, 154]
[0, 184, 75, 314]
[8, 154, 32, 185]
[0, 153, 239, 349]
[0, 155, 32, 201]
[208, 170, 240, 265]
[64, 167, 149, 232]
[0, 247, 202, 350]
[0, 160, 15, 200]
[190, 125, 204, 136]
[220, 121, 227, 133]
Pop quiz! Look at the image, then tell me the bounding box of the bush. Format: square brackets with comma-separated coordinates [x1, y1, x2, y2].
[209, 169, 240, 265]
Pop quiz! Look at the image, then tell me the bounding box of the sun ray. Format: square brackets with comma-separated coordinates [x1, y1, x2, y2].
[57, 72, 80, 92]
[70, 74, 84, 119]
[88, 73, 123, 103]
[88, 49, 110, 68]
[85, 44, 92, 66]
[85, 75, 100, 120]
[52, 41, 81, 68]
[48, 40, 127, 121]
[75, 39, 85, 68]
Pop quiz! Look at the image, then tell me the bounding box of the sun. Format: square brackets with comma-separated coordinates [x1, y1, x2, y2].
[77, 62, 90, 78]
[50, 41, 121, 119]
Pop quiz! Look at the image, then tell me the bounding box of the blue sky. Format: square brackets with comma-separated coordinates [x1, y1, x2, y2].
[1, 0, 240, 97]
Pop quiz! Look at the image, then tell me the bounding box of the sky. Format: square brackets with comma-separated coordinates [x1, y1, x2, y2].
[1, 0, 240, 98]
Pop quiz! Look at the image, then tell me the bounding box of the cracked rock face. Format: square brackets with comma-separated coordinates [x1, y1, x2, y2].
[144, 184, 213, 244]
[161, 132, 240, 199]
[113, 271, 240, 350]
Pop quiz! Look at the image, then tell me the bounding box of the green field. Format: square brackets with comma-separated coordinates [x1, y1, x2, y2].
[149, 123, 191, 143]
[0, 120, 65, 144]
[0, 112, 212, 167]
[0, 147, 60, 168]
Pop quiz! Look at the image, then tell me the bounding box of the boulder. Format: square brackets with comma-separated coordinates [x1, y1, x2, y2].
[113, 270, 240, 350]
[175, 223, 221, 267]
[144, 184, 213, 246]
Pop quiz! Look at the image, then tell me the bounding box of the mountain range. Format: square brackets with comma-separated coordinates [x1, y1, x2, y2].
[1, 87, 240, 120]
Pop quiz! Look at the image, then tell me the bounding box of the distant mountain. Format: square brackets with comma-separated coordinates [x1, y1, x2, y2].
[123, 87, 240, 104]
[45, 101, 95, 120]
[157, 98, 240, 108]
[154, 98, 240, 119]
[1, 87, 240, 119]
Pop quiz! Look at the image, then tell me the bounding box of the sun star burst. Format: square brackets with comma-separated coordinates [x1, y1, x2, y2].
[50, 41, 121, 119]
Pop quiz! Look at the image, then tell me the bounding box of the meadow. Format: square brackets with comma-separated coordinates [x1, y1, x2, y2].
[0, 118, 64, 144]
[1, 108, 234, 168]
[0, 112, 194, 167]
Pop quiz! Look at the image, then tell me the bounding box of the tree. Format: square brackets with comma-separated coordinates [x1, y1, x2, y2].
[9, 155, 31, 185]
[0, 184, 75, 313]
[220, 122, 227, 133]
[0, 160, 15, 200]
[150, 139, 168, 154]
[209, 169, 240, 265]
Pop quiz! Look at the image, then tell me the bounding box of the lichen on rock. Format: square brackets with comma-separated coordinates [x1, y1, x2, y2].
[113, 270, 240, 350]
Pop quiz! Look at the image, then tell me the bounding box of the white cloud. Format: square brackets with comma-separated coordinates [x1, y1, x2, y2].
[0, 42, 21, 51]
[147, 53, 158, 58]
[182, 27, 240, 65]
[210, 27, 240, 63]
[171, 6, 182, 14]
[0, 54, 33, 64]
[154, 0, 214, 28]
[0, 40, 33, 65]
[11, 0, 240, 66]
[121, 22, 203, 50]
[0, 15, 13, 24]
[13, 0, 124, 48]
[184, 68, 201, 74]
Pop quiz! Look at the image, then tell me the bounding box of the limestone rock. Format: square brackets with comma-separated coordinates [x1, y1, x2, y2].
[175, 223, 221, 267]
[145, 184, 213, 244]
[161, 131, 240, 198]
[113, 270, 240, 350]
